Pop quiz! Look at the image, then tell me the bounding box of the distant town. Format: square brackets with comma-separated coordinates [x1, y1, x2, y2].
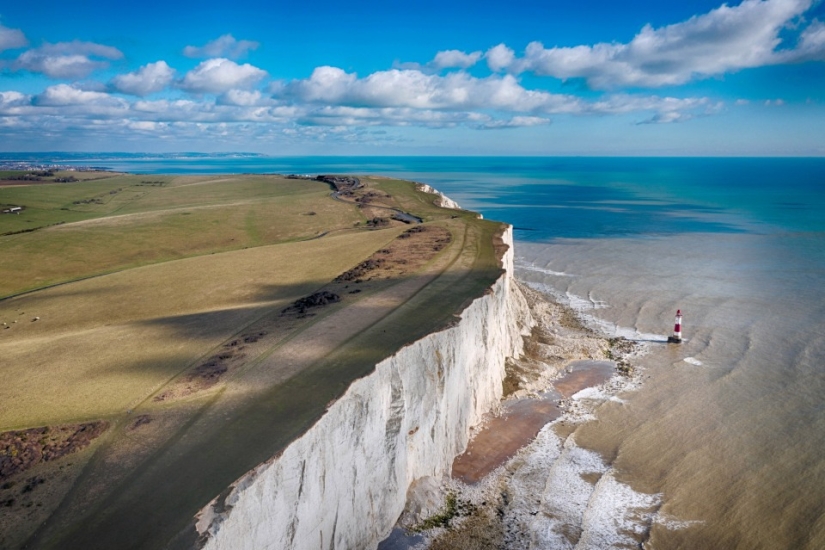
[0, 161, 109, 172]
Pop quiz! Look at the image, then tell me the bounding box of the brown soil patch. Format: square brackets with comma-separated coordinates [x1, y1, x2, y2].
[0, 421, 109, 482]
[154, 343, 252, 402]
[127, 415, 153, 431]
[329, 178, 409, 225]
[281, 291, 341, 317]
[335, 225, 451, 284]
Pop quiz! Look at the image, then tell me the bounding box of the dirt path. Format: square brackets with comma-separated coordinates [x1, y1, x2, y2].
[168, 177, 238, 187]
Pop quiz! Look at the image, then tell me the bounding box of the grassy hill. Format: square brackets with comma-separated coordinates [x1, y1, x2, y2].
[0, 172, 506, 550]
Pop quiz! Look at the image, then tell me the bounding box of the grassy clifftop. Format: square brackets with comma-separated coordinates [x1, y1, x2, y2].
[0, 173, 506, 549]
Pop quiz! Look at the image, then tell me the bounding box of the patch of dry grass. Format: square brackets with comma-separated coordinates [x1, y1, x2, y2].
[0, 175, 362, 297]
[0, 229, 398, 429]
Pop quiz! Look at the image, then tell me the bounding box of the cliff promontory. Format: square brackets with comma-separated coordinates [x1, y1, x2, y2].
[197, 226, 533, 549]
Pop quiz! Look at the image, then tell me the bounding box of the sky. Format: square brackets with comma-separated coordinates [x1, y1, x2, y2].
[1, 0, 824, 155]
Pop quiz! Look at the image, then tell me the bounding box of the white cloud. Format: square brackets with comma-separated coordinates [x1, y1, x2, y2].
[33, 84, 125, 107]
[132, 98, 200, 116]
[13, 40, 123, 79]
[491, 0, 818, 88]
[588, 94, 714, 115]
[179, 58, 267, 94]
[277, 66, 717, 128]
[283, 66, 586, 113]
[637, 111, 693, 124]
[0, 56, 723, 143]
[111, 61, 175, 96]
[127, 120, 165, 132]
[0, 90, 30, 107]
[295, 105, 494, 128]
[431, 49, 483, 69]
[486, 44, 516, 72]
[216, 89, 270, 106]
[789, 19, 825, 61]
[395, 49, 483, 72]
[183, 34, 259, 59]
[0, 22, 27, 52]
[478, 116, 553, 129]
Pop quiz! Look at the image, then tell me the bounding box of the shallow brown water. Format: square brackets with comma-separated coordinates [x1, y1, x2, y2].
[451, 361, 614, 484]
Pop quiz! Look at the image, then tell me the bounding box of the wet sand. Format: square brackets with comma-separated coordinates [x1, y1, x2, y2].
[451, 360, 615, 484]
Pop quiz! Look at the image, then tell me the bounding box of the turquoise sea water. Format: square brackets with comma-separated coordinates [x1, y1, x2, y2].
[13, 154, 825, 547]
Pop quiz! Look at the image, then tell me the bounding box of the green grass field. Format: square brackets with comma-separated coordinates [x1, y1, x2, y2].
[0, 175, 365, 297]
[0, 230, 400, 428]
[0, 173, 508, 550]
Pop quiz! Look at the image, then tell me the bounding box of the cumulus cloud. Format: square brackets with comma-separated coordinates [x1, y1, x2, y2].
[13, 40, 123, 79]
[33, 84, 125, 107]
[0, 22, 27, 52]
[0, 82, 716, 147]
[638, 111, 693, 124]
[0, 91, 31, 117]
[0, 50, 724, 143]
[396, 48, 483, 72]
[490, 0, 820, 88]
[216, 89, 270, 106]
[183, 34, 259, 59]
[431, 49, 483, 69]
[478, 116, 553, 129]
[0, 90, 29, 105]
[281, 66, 585, 113]
[293, 106, 555, 131]
[789, 19, 825, 61]
[485, 44, 516, 72]
[179, 58, 267, 94]
[276, 65, 717, 127]
[111, 61, 175, 96]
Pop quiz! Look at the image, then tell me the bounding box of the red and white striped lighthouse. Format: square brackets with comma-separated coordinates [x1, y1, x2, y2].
[667, 309, 683, 343]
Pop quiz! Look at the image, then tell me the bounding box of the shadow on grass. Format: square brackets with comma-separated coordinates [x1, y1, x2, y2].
[26, 221, 506, 550]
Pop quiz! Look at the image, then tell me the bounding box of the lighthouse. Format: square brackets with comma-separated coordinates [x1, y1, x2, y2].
[667, 310, 683, 344]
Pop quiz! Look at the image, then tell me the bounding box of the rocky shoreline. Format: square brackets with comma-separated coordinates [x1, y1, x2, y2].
[381, 281, 646, 550]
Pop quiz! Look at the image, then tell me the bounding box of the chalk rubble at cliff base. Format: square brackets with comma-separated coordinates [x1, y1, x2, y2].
[401, 286, 662, 550]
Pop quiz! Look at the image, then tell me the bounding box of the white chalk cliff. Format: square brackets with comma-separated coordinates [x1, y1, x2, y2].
[415, 183, 466, 213]
[196, 226, 532, 550]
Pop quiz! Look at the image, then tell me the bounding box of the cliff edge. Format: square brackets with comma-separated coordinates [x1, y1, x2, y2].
[196, 225, 533, 550]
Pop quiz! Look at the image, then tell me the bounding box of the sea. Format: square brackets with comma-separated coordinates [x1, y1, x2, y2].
[10, 154, 825, 548]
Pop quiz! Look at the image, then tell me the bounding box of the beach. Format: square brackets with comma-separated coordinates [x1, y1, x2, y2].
[379, 282, 649, 549]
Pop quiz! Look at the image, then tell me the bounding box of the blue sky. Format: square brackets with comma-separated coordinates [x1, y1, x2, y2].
[1, 0, 824, 155]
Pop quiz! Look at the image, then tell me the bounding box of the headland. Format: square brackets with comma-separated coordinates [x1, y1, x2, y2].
[0, 170, 637, 550]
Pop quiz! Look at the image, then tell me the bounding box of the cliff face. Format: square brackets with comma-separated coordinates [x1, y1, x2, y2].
[196, 226, 532, 550]
[415, 183, 465, 213]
